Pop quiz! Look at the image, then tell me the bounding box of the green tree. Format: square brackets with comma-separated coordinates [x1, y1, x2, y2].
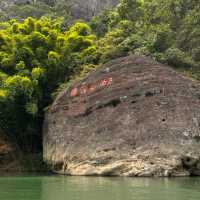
[0, 17, 96, 151]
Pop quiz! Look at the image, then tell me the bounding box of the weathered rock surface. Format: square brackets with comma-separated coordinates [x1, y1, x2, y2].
[66, 0, 118, 20]
[44, 55, 200, 177]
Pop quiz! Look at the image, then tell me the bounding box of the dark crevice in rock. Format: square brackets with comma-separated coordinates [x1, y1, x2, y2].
[193, 136, 200, 142]
[76, 92, 136, 117]
[102, 147, 117, 152]
[97, 99, 121, 109]
[53, 162, 63, 171]
[145, 91, 154, 97]
[81, 107, 93, 117]
[78, 98, 122, 117]
[181, 156, 200, 176]
[131, 100, 137, 104]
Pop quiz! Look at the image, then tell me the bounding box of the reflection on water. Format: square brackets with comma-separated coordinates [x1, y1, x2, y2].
[0, 176, 200, 200]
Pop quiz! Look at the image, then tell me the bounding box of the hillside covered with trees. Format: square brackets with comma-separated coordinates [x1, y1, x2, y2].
[0, 0, 199, 157]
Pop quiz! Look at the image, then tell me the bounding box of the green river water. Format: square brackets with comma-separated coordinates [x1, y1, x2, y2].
[0, 176, 200, 200]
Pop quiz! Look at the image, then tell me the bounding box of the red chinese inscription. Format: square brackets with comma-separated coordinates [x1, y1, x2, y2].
[70, 87, 78, 97]
[70, 77, 113, 97]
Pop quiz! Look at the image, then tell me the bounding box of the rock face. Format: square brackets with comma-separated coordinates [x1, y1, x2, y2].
[43, 55, 200, 177]
[66, 0, 118, 19]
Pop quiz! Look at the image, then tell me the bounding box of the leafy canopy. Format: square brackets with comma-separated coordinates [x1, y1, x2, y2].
[0, 17, 97, 149]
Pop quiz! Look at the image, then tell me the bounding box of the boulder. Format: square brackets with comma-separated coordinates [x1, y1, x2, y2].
[43, 55, 200, 176]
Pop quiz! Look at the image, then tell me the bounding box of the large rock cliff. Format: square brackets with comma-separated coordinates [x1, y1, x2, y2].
[44, 55, 200, 177]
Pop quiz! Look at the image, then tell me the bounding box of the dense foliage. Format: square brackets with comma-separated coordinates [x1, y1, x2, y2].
[0, 0, 199, 152]
[0, 17, 96, 150]
[91, 0, 200, 70]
